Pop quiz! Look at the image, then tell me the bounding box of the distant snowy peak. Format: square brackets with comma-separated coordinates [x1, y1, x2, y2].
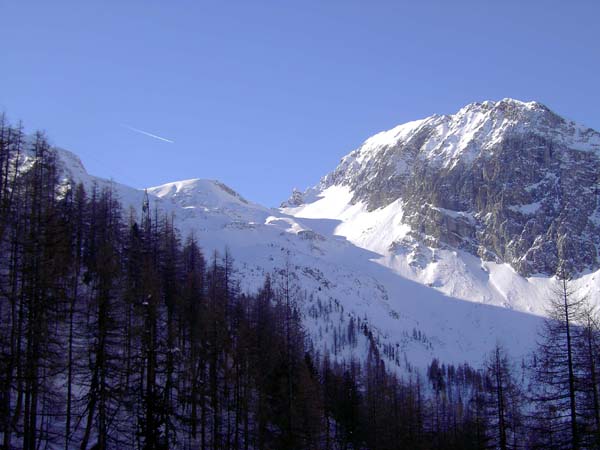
[286, 99, 600, 276]
[51, 147, 259, 217]
[148, 179, 251, 209]
[49, 150, 267, 234]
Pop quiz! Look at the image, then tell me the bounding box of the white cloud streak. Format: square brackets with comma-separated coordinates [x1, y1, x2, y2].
[121, 124, 175, 143]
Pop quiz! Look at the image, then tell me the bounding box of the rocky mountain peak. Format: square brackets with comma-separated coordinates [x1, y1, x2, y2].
[289, 99, 600, 276]
[148, 179, 250, 209]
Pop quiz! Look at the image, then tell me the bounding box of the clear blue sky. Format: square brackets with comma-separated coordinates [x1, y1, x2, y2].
[1, 1, 599, 206]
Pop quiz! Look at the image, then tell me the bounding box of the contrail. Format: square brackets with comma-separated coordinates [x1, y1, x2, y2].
[121, 124, 174, 143]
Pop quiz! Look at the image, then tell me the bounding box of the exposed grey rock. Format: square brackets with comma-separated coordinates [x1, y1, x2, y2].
[280, 188, 305, 207]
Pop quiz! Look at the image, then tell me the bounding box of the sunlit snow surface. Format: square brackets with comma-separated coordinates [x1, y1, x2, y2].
[283, 184, 600, 364]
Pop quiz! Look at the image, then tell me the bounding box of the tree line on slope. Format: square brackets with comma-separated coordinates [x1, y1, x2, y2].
[0, 116, 599, 449]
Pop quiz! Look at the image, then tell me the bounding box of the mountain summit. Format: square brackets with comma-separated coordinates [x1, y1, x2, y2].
[286, 99, 600, 276]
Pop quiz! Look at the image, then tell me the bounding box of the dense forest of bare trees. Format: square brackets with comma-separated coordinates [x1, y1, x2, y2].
[1, 116, 599, 449]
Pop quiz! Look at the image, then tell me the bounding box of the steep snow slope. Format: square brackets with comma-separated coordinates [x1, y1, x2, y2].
[51, 146, 545, 373]
[285, 184, 565, 315]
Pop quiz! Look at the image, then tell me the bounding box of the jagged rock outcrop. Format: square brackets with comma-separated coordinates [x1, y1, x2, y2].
[292, 99, 600, 276]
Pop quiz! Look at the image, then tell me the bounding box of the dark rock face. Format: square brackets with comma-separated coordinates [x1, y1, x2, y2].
[281, 188, 305, 208]
[307, 99, 600, 276]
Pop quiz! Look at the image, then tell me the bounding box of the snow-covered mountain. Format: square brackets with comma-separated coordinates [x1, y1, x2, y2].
[284, 99, 600, 311]
[50, 98, 600, 372]
[284, 98, 600, 277]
